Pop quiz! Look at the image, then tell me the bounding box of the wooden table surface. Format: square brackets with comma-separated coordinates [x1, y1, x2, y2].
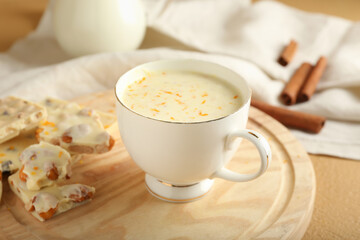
[1, 0, 359, 239]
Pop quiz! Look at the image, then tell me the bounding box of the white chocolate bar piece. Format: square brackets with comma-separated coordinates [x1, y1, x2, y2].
[0, 97, 114, 201]
[0, 96, 46, 144]
[18, 142, 72, 191]
[40, 98, 116, 129]
[0, 129, 38, 174]
[37, 98, 115, 154]
[8, 172, 95, 222]
[0, 97, 115, 174]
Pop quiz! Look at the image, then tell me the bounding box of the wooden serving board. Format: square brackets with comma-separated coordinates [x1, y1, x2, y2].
[0, 90, 315, 240]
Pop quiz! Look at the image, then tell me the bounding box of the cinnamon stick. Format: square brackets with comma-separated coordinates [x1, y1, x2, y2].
[297, 56, 327, 103]
[280, 62, 312, 105]
[251, 99, 326, 133]
[278, 40, 298, 66]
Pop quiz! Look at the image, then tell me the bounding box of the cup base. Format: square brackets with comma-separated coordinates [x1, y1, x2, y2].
[145, 174, 213, 203]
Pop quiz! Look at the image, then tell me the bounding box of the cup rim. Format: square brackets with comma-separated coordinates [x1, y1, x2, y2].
[114, 59, 252, 125]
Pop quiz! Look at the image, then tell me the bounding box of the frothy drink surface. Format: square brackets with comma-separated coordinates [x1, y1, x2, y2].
[121, 71, 242, 122]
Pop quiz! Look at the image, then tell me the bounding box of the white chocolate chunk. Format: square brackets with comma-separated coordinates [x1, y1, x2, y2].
[19, 142, 72, 191]
[40, 98, 116, 129]
[65, 124, 92, 140]
[0, 97, 115, 174]
[38, 98, 115, 154]
[8, 172, 95, 222]
[0, 129, 37, 174]
[30, 192, 59, 214]
[0, 96, 46, 144]
[60, 184, 95, 203]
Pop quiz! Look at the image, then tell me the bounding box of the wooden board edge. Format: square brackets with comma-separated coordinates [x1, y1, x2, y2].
[249, 107, 316, 239]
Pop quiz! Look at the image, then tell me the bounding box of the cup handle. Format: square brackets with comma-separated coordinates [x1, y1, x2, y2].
[212, 129, 271, 182]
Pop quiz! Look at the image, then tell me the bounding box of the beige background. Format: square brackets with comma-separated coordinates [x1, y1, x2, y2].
[0, 0, 359, 239]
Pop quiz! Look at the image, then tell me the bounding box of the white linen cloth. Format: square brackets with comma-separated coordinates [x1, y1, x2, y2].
[0, 0, 359, 160]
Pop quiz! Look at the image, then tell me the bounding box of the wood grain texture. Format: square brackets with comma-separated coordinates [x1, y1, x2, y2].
[303, 155, 360, 240]
[0, 90, 315, 239]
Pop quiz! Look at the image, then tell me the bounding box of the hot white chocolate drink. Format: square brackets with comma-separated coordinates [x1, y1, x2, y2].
[121, 71, 242, 122]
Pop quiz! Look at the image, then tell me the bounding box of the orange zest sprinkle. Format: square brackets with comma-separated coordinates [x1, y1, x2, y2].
[233, 95, 238, 99]
[170, 117, 175, 120]
[129, 89, 134, 92]
[42, 121, 56, 127]
[131, 104, 135, 109]
[9, 146, 15, 150]
[175, 99, 184, 105]
[33, 166, 39, 170]
[162, 72, 166, 75]
[58, 152, 63, 158]
[31, 156, 35, 160]
[108, 109, 115, 113]
[52, 127, 58, 132]
[138, 77, 146, 84]
[0, 153, 5, 157]
[31, 172, 36, 175]
[201, 100, 206, 104]
[104, 125, 110, 129]
[229, 102, 234, 105]
[202, 93, 208, 97]
[143, 93, 148, 97]
[199, 111, 208, 116]
[44, 131, 49, 135]
[182, 106, 188, 111]
[155, 95, 161, 97]
[176, 93, 182, 97]
[151, 108, 160, 112]
[218, 106, 222, 110]
[162, 90, 173, 94]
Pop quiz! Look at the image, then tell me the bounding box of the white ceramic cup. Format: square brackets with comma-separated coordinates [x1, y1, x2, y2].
[115, 59, 271, 202]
